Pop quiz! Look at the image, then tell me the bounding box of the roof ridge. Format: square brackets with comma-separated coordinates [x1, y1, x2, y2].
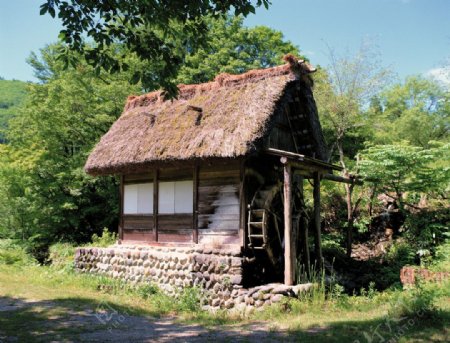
[124, 55, 315, 111]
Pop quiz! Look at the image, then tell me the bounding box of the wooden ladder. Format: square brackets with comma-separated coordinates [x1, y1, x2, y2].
[247, 208, 268, 250]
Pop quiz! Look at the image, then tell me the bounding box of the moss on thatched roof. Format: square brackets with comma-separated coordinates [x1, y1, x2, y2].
[85, 56, 316, 175]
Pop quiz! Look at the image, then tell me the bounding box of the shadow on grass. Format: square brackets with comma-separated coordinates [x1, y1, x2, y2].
[0, 295, 246, 342]
[288, 311, 449, 343]
[0, 295, 448, 342]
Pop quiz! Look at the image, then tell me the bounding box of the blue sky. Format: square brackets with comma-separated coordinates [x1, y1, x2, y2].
[1, 0, 449, 83]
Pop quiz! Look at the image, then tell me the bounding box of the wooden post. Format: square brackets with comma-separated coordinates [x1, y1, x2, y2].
[313, 171, 323, 268]
[153, 169, 159, 242]
[300, 213, 311, 277]
[239, 159, 246, 248]
[193, 164, 199, 244]
[297, 176, 310, 277]
[282, 158, 295, 285]
[119, 175, 124, 242]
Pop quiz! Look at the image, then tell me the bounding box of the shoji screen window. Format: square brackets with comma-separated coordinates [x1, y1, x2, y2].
[158, 181, 193, 214]
[123, 183, 153, 214]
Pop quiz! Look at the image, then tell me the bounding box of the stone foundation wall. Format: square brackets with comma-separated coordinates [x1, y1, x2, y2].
[75, 245, 313, 311]
[400, 266, 449, 286]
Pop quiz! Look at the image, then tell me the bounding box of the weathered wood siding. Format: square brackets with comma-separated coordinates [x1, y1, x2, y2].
[198, 161, 241, 245]
[264, 81, 327, 160]
[266, 103, 297, 152]
[158, 214, 193, 243]
[120, 160, 242, 245]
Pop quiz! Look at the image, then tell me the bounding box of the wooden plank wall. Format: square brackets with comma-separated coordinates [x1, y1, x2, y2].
[266, 104, 297, 152]
[197, 161, 241, 245]
[122, 215, 154, 241]
[120, 161, 241, 246]
[158, 214, 193, 243]
[264, 82, 320, 158]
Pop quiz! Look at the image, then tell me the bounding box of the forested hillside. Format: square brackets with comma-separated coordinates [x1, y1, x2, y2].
[0, 79, 27, 142]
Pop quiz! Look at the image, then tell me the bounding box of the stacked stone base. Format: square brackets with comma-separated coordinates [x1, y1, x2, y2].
[400, 266, 449, 287]
[204, 282, 314, 312]
[75, 244, 314, 311]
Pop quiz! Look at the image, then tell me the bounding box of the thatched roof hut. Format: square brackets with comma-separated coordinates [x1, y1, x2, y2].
[84, 56, 342, 287]
[85, 56, 326, 176]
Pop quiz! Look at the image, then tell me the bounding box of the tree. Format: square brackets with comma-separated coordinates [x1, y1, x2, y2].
[314, 42, 392, 256]
[0, 45, 140, 258]
[359, 142, 450, 211]
[40, 0, 270, 96]
[367, 76, 449, 148]
[176, 16, 299, 84]
[0, 79, 27, 143]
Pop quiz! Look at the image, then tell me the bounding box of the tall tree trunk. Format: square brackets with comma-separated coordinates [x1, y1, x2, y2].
[367, 185, 376, 218]
[337, 139, 355, 257]
[345, 180, 354, 257]
[367, 185, 377, 231]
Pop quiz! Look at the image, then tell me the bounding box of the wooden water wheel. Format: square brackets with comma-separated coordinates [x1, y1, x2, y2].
[246, 175, 306, 283]
[247, 182, 284, 269]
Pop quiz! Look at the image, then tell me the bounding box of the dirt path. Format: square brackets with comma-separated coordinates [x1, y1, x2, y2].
[0, 297, 292, 342]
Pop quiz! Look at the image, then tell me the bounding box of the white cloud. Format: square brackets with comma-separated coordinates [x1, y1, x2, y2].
[426, 66, 450, 88]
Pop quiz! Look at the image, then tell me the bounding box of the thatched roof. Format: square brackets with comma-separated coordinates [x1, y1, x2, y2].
[85, 56, 318, 175]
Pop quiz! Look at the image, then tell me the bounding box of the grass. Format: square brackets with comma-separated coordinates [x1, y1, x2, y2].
[0, 263, 449, 342]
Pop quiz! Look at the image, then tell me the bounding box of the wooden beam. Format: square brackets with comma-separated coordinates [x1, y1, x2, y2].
[153, 168, 159, 242]
[119, 175, 124, 242]
[266, 148, 342, 172]
[269, 148, 305, 160]
[193, 164, 199, 244]
[283, 158, 330, 174]
[322, 173, 363, 185]
[293, 169, 313, 178]
[283, 162, 295, 285]
[313, 172, 323, 268]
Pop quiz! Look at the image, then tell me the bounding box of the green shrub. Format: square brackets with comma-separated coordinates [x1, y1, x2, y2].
[330, 283, 351, 308]
[388, 281, 441, 320]
[354, 216, 371, 234]
[90, 228, 117, 247]
[0, 239, 36, 266]
[403, 209, 449, 257]
[330, 283, 346, 300]
[136, 283, 160, 299]
[48, 242, 76, 271]
[385, 241, 415, 265]
[177, 286, 202, 312]
[430, 239, 450, 272]
[377, 241, 415, 289]
[321, 234, 345, 254]
[367, 281, 377, 299]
